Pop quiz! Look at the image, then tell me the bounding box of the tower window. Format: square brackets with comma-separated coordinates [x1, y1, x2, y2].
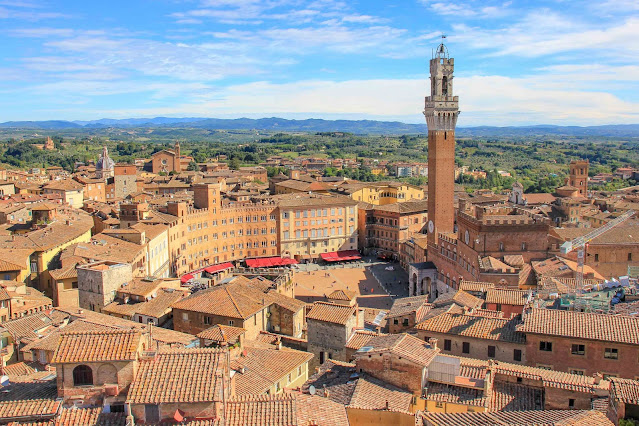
[442, 76, 448, 96]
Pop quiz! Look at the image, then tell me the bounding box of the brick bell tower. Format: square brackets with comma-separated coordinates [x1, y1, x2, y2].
[425, 41, 459, 246]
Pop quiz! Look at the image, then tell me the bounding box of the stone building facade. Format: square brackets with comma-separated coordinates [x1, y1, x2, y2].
[306, 302, 363, 370]
[77, 261, 133, 312]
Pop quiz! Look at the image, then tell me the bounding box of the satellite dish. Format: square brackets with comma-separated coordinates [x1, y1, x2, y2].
[309, 385, 316, 395]
[0, 376, 9, 387]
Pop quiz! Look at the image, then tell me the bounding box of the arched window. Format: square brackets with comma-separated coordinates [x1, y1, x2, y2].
[442, 76, 448, 96]
[73, 365, 93, 386]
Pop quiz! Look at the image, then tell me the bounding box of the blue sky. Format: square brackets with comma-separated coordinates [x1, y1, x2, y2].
[1, 0, 638, 126]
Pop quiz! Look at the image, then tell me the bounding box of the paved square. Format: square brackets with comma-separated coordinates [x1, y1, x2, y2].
[292, 265, 394, 310]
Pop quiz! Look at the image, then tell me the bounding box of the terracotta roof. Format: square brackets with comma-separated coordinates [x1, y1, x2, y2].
[519, 308, 639, 344]
[492, 361, 610, 393]
[232, 344, 313, 396]
[417, 409, 613, 426]
[21, 320, 113, 354]
[48, 265, 78, 281]
[386, 295, 430, 319]
[485, 288, 530, 306]
[51, 307, 197, 347]
[366, 199, 428, 214]
[172, 284, 265, 320]
[70, 234, 145, 264]
[425, 382, 486, 407]
[306, 302, 357, 325]
[468, 308, 507, 318]
[523, 193, 557, 205]
[128, 348, 228, 404]
[115, 277, 179, 298]
[532, 256, 604, 280]
[0, 380, 60, 423]
[43, 179, 83, 191]
[415, 312, 525, 343]
[197, 324, 247, 343]
[552, 223, 639, 245]
[301, 359, 357, 406]
[0, 210, 93, 252]
[295, 393, 349, 426]
[452, 290, 483, 309]
[488, 381, 544, 411]
[0, 257, 26, 272]
[610, 378, 639, 404]
[225, 394, 296, 426]
[2, 312, 60, 341]
[104, 288, 188, 319]
[327, 289, 356, 301]
[354, 333, 438, 367]
[345, 329, 384, 350]
[57, 407, 126, 426]
[348, 374, 413, 412]
[2, 362, 38, 379]
[51, 329, 142, 363]
[273, 193, 357, 208]
[479, 256, 517, 273]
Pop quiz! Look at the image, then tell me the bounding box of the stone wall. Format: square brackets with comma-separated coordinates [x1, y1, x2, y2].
[77, 262, 133, 312]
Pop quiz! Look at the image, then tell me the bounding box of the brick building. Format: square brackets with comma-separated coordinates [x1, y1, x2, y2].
[51, 329, 146, 408]
[414, 309, 526, 364]
[358, 200, 428, 259]
[519, 308, 639, 379]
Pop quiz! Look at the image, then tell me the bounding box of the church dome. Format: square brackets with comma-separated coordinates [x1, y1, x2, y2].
[96, 147, 115, 171]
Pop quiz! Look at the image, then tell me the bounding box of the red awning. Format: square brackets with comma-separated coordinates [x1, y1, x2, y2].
[321, 250, 361, 262]
[204, 262, 234, 274]
[246, 256, 299, 268]
[180, 274, 194, 284]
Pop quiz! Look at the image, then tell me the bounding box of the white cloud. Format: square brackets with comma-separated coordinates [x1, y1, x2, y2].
[420, 0, 512, 18]
[451, 13, 639, 59]
[44, 75, 638, 126]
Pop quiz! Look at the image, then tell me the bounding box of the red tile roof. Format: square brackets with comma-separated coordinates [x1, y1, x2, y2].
[610, 378, 639, 404]
[197, 324, 246, 343]
[232, 344, 313, 397]
[294, 393, 349, 426]
[519, 308, 639, 344]
[306, 302, 357, 325]
[354, 333, 439, 367]
[415, 312, 524, 343]
[0, 380, 59, 423]
[452, 290, 483, 309]
[417, 409, 613, 426]
[51, 329, 142, 363]
[225, 394, 296, 426]
[57, 407, 126, 426]
[127, 348, 228, 404]
[348, 375, 413, 412]
[485, 288, 530, 306]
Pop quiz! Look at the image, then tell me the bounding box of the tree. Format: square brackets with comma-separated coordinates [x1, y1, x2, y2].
[229, 157, 241, 170]
[187, 161, 199, 171]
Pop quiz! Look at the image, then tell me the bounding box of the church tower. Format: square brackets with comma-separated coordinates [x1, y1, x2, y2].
[174, 141, 181, 173]
[424, 41, 459, 246]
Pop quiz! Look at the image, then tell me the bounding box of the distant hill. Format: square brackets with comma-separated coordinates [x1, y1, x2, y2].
[1, 117, 638, 137]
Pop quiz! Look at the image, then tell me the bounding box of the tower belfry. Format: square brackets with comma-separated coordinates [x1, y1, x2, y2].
[424, 41, 459, 246]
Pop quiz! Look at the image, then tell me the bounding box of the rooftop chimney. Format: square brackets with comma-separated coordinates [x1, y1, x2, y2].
[428, 337, 438, 350]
